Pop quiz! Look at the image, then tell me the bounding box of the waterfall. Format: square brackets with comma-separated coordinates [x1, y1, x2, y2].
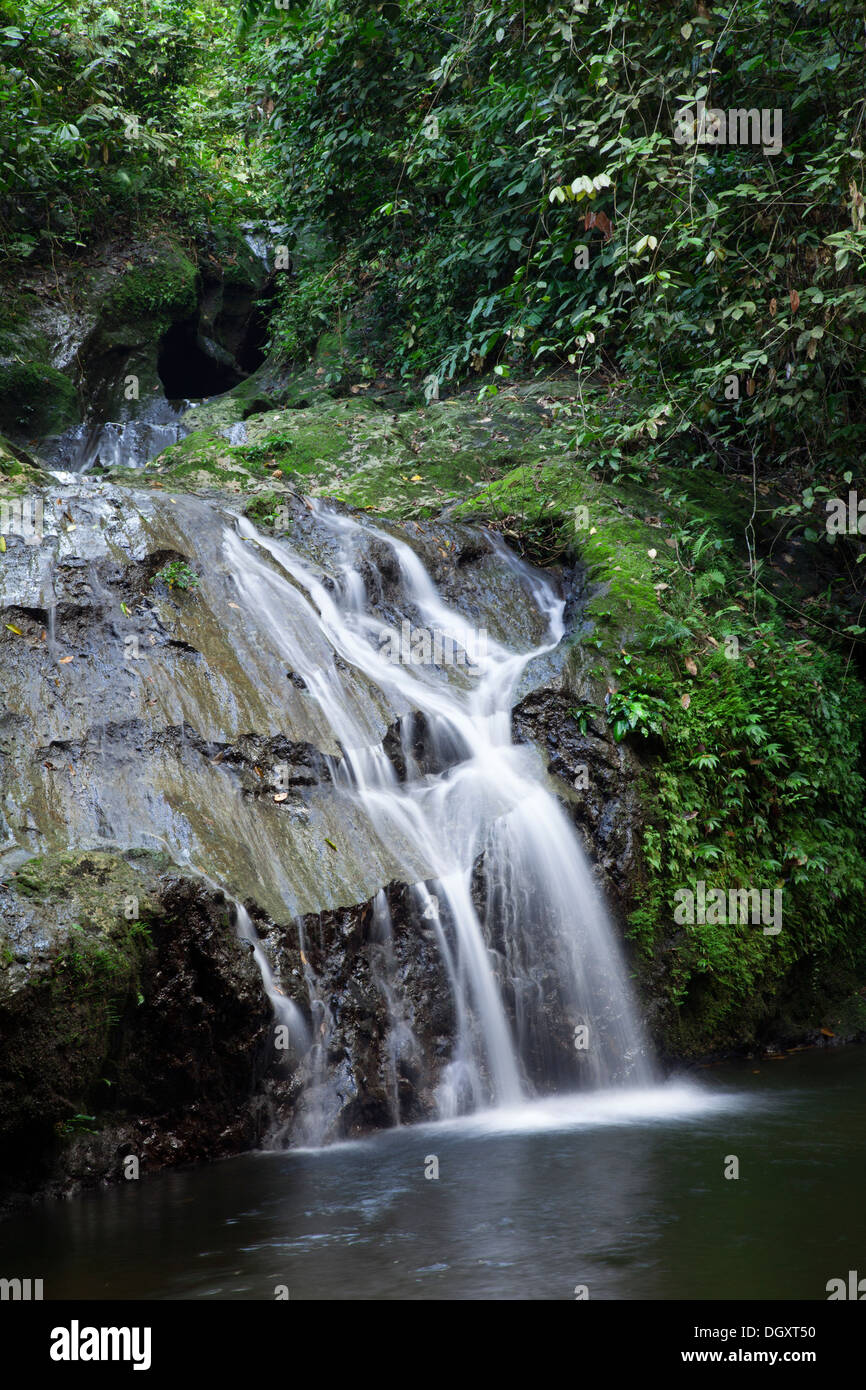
[234, 901, 309, 1052]
[6, 462, 653, 1142]
[221, 503, 654, 1132]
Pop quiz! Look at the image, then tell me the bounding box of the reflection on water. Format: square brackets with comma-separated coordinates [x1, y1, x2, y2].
[2, 1049, 863, 1301]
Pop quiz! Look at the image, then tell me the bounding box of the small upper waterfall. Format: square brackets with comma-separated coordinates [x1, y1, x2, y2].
[222, 502, 653, 1132]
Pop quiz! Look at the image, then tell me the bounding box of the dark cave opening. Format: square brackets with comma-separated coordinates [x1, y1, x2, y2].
[235, 290, 274, 374]
[157, 278, 276, 400]
[157, 319, 243, 400]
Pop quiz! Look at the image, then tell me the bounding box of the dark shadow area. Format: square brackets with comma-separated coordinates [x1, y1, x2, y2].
[234, 282, 277, 373]
[157, 319, 243, 399]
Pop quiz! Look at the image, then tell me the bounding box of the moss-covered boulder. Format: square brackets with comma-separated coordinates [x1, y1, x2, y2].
[132, 388, 546, 509]
[0, 360, 80, 440]
[95, 243, 199, 351]
[0, 433, 52, 491]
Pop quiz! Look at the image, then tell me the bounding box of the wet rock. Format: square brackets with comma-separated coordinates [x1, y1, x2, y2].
[0, 467, 654, 1198]
[3, 234, 272, 470]
[266, 880, 455, 1142]
[0, 851, 271, 1210]
[512, 686, 645, 910]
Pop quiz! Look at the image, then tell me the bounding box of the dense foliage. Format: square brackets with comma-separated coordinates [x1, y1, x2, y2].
[0, 0, 256, 260]
[242, 0, 866, 480]
[1, 0, 864, 1050]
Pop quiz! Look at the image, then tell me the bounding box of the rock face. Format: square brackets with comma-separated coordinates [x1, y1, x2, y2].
[0, 234, 271, 470]
[512, 686, 644, 912]
[265, 882, 456, 1142]
[0, 471, 647, 1204]
[0, 851, 272, 1210]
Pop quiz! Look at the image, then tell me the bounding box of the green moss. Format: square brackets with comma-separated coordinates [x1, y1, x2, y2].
[102, 247, 198, 330]
[1, 853, 157, 1084]
[0, 361, 79, 438]
[244, 490, 287, 527]
[133, 390, 546, 511]
[0, 433, 49, 493]
[0, 290, 51, 362]
[448, 387, 866, 1057]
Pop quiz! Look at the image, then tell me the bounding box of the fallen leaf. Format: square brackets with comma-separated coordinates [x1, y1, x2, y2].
[228, 602, 240, 610]
[685, 657, 698, 675]
[680, 693, 691, 710]
[58, 655, 74, 664]
[769, 297, 778, 317]
[789, 288, 800, 313]
[5, 623, 22, 634]
[120, 602, 130, 616]
[411, 474, 423, 482]
[647, 548, 657, 559]
[584, 208, 613, 242]
[273, 792, 288, 803]
[0, 536, 5, 553]
[325, 837, 338, 850]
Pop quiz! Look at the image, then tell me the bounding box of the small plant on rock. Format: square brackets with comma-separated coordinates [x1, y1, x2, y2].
[152, 560, 200, 592]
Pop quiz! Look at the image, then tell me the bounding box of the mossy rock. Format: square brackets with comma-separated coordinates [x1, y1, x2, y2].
[0, 852, 158, 1121]
[0, 360, 79, 439]
[205, 223, 266, 290]
[0, 433, 50, 490]
[0, 295, 46, 361]
[138, 392, 541, 510]
[100, 245, 198, 342]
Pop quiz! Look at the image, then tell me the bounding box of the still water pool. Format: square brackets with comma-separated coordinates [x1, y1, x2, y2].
[3, 1047, 863, 1300]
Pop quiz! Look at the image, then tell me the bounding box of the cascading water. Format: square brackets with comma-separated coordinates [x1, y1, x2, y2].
[42, 396, 193, 474]
[234, 901, 309, 1053]
[2, 462, 654, 1147]
[221, 502, 654, 1132]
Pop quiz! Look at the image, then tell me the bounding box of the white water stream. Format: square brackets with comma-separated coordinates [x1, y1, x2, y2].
[222, 502, 654, 1125]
